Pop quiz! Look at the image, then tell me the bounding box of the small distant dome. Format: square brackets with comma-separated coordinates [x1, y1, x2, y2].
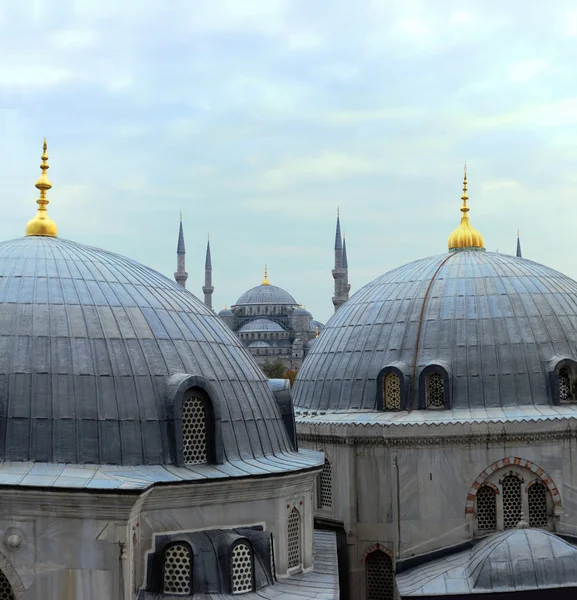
[293, 307, 312, 317]
[306, 338, 317, 348]
[235, 285, 297, 306]
[310, 320, 325, 331]
[249, 340, 271, 348]
[239, 319, 285, 333]
[218, 307, 234, 317]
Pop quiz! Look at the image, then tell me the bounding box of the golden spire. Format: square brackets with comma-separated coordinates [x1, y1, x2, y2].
[261, 264, 270, 286]
[25, 139, 58, 237]
[315, 325, 319, 338]
[180, 210, 182, 221]
[447, 163, 484, 252]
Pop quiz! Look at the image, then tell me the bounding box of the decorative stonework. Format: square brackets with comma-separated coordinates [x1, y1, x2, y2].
[465, 457, 561, 514]
[361, 543, 393, 564]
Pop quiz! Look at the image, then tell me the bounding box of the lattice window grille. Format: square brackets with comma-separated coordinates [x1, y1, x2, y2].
[384, 374, 401, 410]
[502, 474, 522, 529]
[164, 544, 191, 595]
[0, 570, 14, 600]
[232, 543, 253, 594]
[366, 550, 394, 600]
[476, 485, 497, 531]
[528, 483, 548, 528]
[559, 368, 572, 401]
[287, 508, 301, 569]
[320, 459, 332, 508]
[182, 396, 207, 464]
[426, 373, 444, 408]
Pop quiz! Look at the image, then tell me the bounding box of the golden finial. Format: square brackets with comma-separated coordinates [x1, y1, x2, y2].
[26, 139, 58, 237]
[261, 264, 270, 286]
[447, 163, 484, 252]
[337, 206, 340, 218]
[224, 304, 227, 309]
[315, 325, 319, 338]
[180, 210, 182, 221]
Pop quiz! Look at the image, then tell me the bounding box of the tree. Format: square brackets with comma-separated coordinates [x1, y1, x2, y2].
[261, 359, 288, 379]
[285, 368, 298, 388]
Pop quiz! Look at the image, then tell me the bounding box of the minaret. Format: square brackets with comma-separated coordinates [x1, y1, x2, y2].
[174, 212, 188, 288]
[332, 208, 348, 311]
[342, 234, 351, 300]
[26, 139, 58, 237]
[202, 235, 214, 309]
[516, 229, 522, 258]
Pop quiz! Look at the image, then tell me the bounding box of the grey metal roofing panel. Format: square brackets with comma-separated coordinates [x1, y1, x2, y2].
[239, 319, 285, 333]
[0, 236, 299, 467]
[397, 529, 577, 596]
[234, 284, 297, 306]
[294, 251, 577, 411]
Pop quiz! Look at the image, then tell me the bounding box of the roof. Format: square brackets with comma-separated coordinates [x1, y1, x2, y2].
[293, 307, 312, 316]
[294, 251, 577, 411]
[248, 340, 271, 348]
[234, 284, 297, 306]
[397, 529, 577, 596]
[0, 236, 297, 466]
[239, 318, 285, 332]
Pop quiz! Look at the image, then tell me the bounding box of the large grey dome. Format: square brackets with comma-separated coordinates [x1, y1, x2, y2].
[235, 284, 296, 306]
[239, 318, 285, 333]
[294, 250, 577, 411]
[0, 236, 295, 465]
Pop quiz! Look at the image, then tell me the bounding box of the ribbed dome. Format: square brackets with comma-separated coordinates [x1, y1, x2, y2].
[292, 307, 312, 316]
[0, 236, 294, 465]
[235, 284, 296, 306]
[239, 319, 285, 333]
[294, 251, 577, 411]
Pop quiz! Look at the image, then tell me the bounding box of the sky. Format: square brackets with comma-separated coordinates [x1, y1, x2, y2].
[1, 1, 577, 323]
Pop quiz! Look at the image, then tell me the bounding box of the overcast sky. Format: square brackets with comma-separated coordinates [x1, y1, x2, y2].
[1, 0, 577, 323]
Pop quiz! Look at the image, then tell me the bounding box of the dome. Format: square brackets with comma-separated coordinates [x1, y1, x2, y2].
[218, 307, 233, 317]
[294, 250, 577, 411]
[235, 284, 296, 306]
[310, 320, 324, 331]
[0, 236, 295, 465]
[292, 307, 312, 317]
[249, 340, 271, 348]
[239, 319, 285, 333]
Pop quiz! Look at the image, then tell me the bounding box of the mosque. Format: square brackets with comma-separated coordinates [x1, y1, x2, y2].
[173, 213, 351, 369]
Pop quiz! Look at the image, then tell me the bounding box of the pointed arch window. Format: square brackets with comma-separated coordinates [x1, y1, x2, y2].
[318, 457, 332, 508]
[182, 394, 208, 464]
[287, 508, 301, 570]
[231, 541, 254, 594]
[366, 550, 394, 600]
[163, 543, 192, 595]
[501, 473, 523, 529]
[559, 367, 573, 402]
[476, 485, 497, 532]
[426, 373, 444, 408]
[528, 482, 548, 528]
[384, 373, 401, 410]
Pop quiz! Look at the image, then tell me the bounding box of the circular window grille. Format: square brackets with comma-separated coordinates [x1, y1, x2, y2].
[232, 542, 253, 594]
[426, 373, 444, 408]
[476, 485, 497, 532]
[559, 368, 572, 401]
[502, 474, 522, 529]
[366, 550, 394, 600]
[164, 544, 191, 595]
[528, 482, 548, 528]
[182, 396, 207, 464]
[287, 508, 301, 569]
[320, 459, 332, 508]
[384, 374, 401, 410]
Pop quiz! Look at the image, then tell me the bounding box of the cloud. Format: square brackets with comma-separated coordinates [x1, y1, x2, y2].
[0, 66, 71, 88]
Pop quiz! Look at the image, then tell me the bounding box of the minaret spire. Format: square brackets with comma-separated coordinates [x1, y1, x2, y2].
[332, 209, 349, 312]
[516, 229, 522, 258]
[26, 139, 58, 237]
[203, 234, 214, 309]
[174, 212, 188, 288]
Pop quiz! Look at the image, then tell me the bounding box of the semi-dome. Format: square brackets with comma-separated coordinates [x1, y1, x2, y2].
[292, 307, 311, 316]
[235, 284, 297, 306]
[218, 307, 233, 317]
[249, 340, 271, 348]
[239, 318, 285, 333]
[294, 250, 577, 411]
[0, 236, 296, 465]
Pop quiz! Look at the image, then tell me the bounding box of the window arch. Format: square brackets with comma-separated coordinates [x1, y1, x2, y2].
[182, 394, 208, 464]
[231, 541, 254, 594]
[559, 367, 573, 402]
[317, 457, 332, 509]
[287, 507, 301, 570]
[426, 373, 444, 408]
[163, 543, 192, 595]
[501, 473, 522, 529]
[366, 549, 394, 600]
[384, 373, 401, 410]
[528, 481, 548, 528]
[476, 484, 497, 532]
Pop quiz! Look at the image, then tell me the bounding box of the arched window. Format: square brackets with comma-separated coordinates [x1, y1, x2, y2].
[366, 550, 394, 600]
[559, 367, 573, 402]
[231, 542, 254, 594]
[287, 508, 301, 570]
[528, 482, 548, 528]
[0, 570, 14, 600]
[318, 458, 332, 508]
[426, 373, 444, 408]
[384, 373, 401, 410]
[182, 394, 208, 464]
[502, 473, 522, 529]
[476, 485, 497, 532]
[164, 543, 192, 595]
